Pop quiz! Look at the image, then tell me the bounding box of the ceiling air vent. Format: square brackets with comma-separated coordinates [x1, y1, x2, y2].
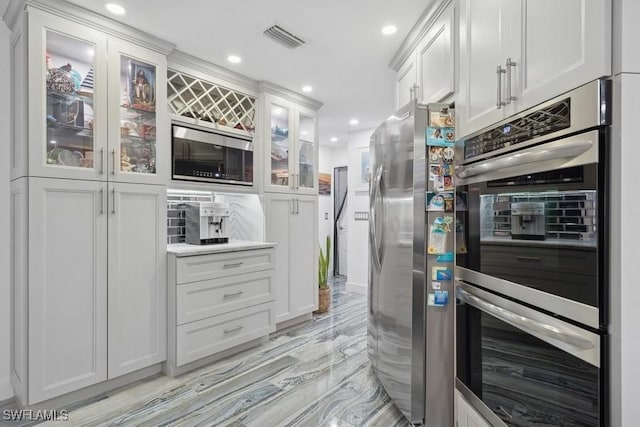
[263, 24, 306, 49]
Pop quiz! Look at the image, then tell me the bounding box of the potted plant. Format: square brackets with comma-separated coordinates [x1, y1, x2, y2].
[316, 236, 331, 313]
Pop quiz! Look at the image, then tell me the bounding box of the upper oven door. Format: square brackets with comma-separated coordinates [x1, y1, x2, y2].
[455, 129, 606, 330]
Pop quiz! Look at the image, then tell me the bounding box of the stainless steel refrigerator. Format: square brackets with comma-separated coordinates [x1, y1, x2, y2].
[368, 100, 454, 426]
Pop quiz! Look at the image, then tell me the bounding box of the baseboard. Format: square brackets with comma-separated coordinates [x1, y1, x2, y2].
[0, 377, 13, 401]
[275, 313, 313, 331]
[346, 281, 367, 294]
[19, 364, 161, 410]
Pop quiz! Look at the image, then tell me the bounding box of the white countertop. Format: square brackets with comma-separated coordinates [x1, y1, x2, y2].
[167, 240, 276, 256]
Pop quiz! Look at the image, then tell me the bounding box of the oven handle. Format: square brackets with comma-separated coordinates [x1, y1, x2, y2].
[456, 138, 593, 181]
[457, 287, 595, 351]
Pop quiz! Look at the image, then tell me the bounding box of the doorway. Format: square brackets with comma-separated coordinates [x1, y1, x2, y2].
[334, 166, 348, 277]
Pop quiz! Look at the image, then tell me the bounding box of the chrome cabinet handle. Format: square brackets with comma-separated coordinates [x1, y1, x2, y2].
[496, 65, 506, 109]
[291, 199, 295, 215]
[296, 198, 299, 214]
[223, 291, 244, 298]
[111, 149, 116, 175]
[99, 188, 104, 214]
[100, 148, 105, 174]
[505, 58, 517, 104]
[223, 262, 244, 269]
[111, 188, 116, 214]
[224, 325, 243, 334]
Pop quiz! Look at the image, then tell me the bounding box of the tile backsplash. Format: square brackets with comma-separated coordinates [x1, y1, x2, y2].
[166, 190, 265, 244]
[167, 191, 213, 244]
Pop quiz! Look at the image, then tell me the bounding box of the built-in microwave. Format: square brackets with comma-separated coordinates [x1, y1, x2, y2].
[172, 124, 254, 185]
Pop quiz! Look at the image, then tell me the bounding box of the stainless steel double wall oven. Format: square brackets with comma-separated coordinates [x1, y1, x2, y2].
[455, 80, 610, 426]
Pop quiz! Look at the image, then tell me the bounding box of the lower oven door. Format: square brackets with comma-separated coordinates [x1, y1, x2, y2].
[455, 281, 604, 427]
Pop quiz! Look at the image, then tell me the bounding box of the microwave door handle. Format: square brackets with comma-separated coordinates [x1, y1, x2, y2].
[455, 138, 594, 181]
[456, 288, 595, 351]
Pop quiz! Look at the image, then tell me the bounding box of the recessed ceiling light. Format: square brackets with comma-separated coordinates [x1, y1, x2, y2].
[349, 119, 359, 126]
[301, 131, 308, 135]
[273, 107, 283, 115]
[227, 55, 242, 64]
[330, 137, 338, 142]
[302, 85, 313, 93]
[105, 3, 126, 15]
[87, 48, 95, 57]
[382, 25, 397, 35]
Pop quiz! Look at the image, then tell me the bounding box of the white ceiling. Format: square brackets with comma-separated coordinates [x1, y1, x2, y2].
[3, 0, 435, 146]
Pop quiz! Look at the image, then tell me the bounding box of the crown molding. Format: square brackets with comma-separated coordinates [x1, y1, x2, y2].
[389, 0, 453, 71]
[258, 80, 323, 111]
[3, 0, 24, 30]
[4, 0, 175, 54]
[168, 50, 259, 95]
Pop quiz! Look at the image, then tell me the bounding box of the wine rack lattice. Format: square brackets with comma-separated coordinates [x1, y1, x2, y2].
[167, 70, 256, 133]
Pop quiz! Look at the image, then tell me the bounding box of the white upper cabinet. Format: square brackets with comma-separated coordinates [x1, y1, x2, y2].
[24, 8, 168, 184]
[457, 0, 611, 139]
[264, 93, 318, 195]
[396, 57, 417, 110]
[416, 6, 455, 104]
[516, 0, 611, 114]
[28, 10, 108, 181]
[107, 38, 169, 184]
[457, 0, 515, 138]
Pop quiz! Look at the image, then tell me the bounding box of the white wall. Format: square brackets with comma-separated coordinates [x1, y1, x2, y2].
[610, 74, 640, 427]
[318, 145, 335, 274]
[345, 129, 374, 292]
[610, 2, 640, 423]
[0, 21, 12, 400]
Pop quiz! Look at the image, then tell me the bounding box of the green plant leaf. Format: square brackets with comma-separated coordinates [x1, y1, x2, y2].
[318, 235, 331, 289]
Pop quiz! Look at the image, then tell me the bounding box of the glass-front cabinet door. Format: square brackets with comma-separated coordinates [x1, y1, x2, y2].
[295, 107, 317, 194]
[265, 96, 295, 192]
[29, 10, 108, 180]
[108, 38, 168, 184]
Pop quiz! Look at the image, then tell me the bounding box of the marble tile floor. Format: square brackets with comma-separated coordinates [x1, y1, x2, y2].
[1, 276, 410, 427]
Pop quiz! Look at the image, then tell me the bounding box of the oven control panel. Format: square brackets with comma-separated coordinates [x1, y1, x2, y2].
[464, 98, 571, 160]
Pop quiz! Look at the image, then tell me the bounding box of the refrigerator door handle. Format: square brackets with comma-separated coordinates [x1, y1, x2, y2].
[369, 164, 383, 270]
[456, 287, 597, 355]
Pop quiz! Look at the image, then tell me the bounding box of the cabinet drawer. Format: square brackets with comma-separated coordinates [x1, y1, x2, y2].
[176, 303, 273, 366]
[176, 248, 274, 284]
[177, 271, 274, 325]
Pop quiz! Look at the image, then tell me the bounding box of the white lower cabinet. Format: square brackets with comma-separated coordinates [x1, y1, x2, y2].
[264, 193, 318, 325]
[455, 390, 491, 427]
[107, 183, 167, 378]
[166, 246, 276, 375]
[10, 177, 166, 405]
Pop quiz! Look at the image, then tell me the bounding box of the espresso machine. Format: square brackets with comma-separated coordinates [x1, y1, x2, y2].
[185, 202, 230, 244]
[511, 201, 546, 240]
